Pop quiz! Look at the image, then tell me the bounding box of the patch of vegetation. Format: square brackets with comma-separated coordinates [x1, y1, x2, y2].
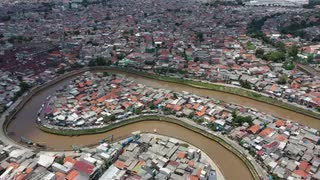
[277, 75, 288, 85]
[239, 79, 251, 89]
[288, 46, 299, 58]
[255, 48, 265, 58]
[247, 13, 282, 37]
[8, 35, 33, 44]
[247, 42, 256, 50]
[89, 57, 112, 66]
[280, 13, 320, 40]
[283, 61, 295, 70]
[12, 82, 31, 101]
[232, 111, 253, 126]
[195, 118, 204, 124]
[149, 103, 156, 110]
[187, 112, 195, 119]
[196, 32, 204, 42]
[103, 114, 116, 123]
[263, 51, 286, 62]
[179, 143, 189, 148]
[207, 123, 219, 131]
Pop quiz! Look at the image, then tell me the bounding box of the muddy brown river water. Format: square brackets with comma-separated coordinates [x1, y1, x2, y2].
[5, 69, 320, 180]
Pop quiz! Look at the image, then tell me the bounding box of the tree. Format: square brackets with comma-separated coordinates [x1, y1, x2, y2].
[233, 115, 253, 126]
[239, 79, 251, 89]
[133, 108, 142, 114]
[145, 60, 155, 66]
[117, 54, 125, 60]
[103, 114, 116, 123]
[96, 57, 106, 66]
[232, 110, 237, 119]
[307, 54, 314, 63]
[103, 72, 109, 76]
[255, 48, 265, 58]
[231, 111, 237, 127]
[183, 50, 188, 60]
[149, 103, 156, 110]
[263, 51, 286, 62]
[278, 75, 288, 85]
[187, 112, 195, 119]
[247, 41, 255, 50]
[196, 32, 204, 42]
[56, 154, 65, 165]
[195, 118, 204, 124]
[12, 82, 31, 101]
[207, 123, 218, 131]
[283, 61, 295, 70]
[275, 42, 286, 53]
[20, 82, 31, 92]
[95, 57, 111, 66]
[288, 46, 298, 57]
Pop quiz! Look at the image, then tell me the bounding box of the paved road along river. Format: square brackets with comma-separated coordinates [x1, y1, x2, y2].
[4, 69, 320, 179]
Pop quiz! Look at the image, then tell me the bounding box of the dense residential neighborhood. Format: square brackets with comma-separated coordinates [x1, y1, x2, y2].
[0, 0, 319, 114]
[37, 72, 320, 179]
[0, 0, 320, 179]
[0, 133, 221, 180]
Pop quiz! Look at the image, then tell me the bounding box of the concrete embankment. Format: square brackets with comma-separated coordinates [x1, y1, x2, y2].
[2, 66, 320, 179]
[38, 115, 266, 180]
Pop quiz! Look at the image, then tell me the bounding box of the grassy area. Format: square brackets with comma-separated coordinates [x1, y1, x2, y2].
[39, 115, 260, 180]
[103, 67, 320, 120]
[247, 42, 256, 50]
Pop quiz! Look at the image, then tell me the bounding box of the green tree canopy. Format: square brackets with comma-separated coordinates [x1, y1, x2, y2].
[255, 48, 265, 58]
[278, 75, 288, 85]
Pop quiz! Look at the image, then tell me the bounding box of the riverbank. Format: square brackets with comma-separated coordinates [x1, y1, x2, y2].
[3, 66, 320, 135]
[100, 66, 320, 120]
[38, 115, 264, 180]
[0, 66, 317, 179]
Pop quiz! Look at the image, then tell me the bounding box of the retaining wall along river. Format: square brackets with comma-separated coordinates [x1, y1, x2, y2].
[2, 67, 320, 179]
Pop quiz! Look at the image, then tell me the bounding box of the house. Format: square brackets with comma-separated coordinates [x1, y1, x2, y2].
[73, 160, 98, 179]
[247, 124, 261, 134]
[259, 128, 273, 138]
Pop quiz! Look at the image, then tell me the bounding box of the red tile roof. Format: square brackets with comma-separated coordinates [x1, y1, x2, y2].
[247, 124, 260, 134]
[66, 170, 79, 180]
[74, 161, 95, 175]
[275, 120, 285, 127]
[177, 152, 185, 159]
[56, 172, 67, 180]
[114, 160, 126, 169]
[299, 161, 310, 171]
[277, 135, 287, 142]
[293, 169, 308, 179]
[188, 160, 195, 167]
[259, 128, 273, 137]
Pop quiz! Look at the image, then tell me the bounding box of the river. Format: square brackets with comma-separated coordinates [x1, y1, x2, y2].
[5, 69, 320, 179]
